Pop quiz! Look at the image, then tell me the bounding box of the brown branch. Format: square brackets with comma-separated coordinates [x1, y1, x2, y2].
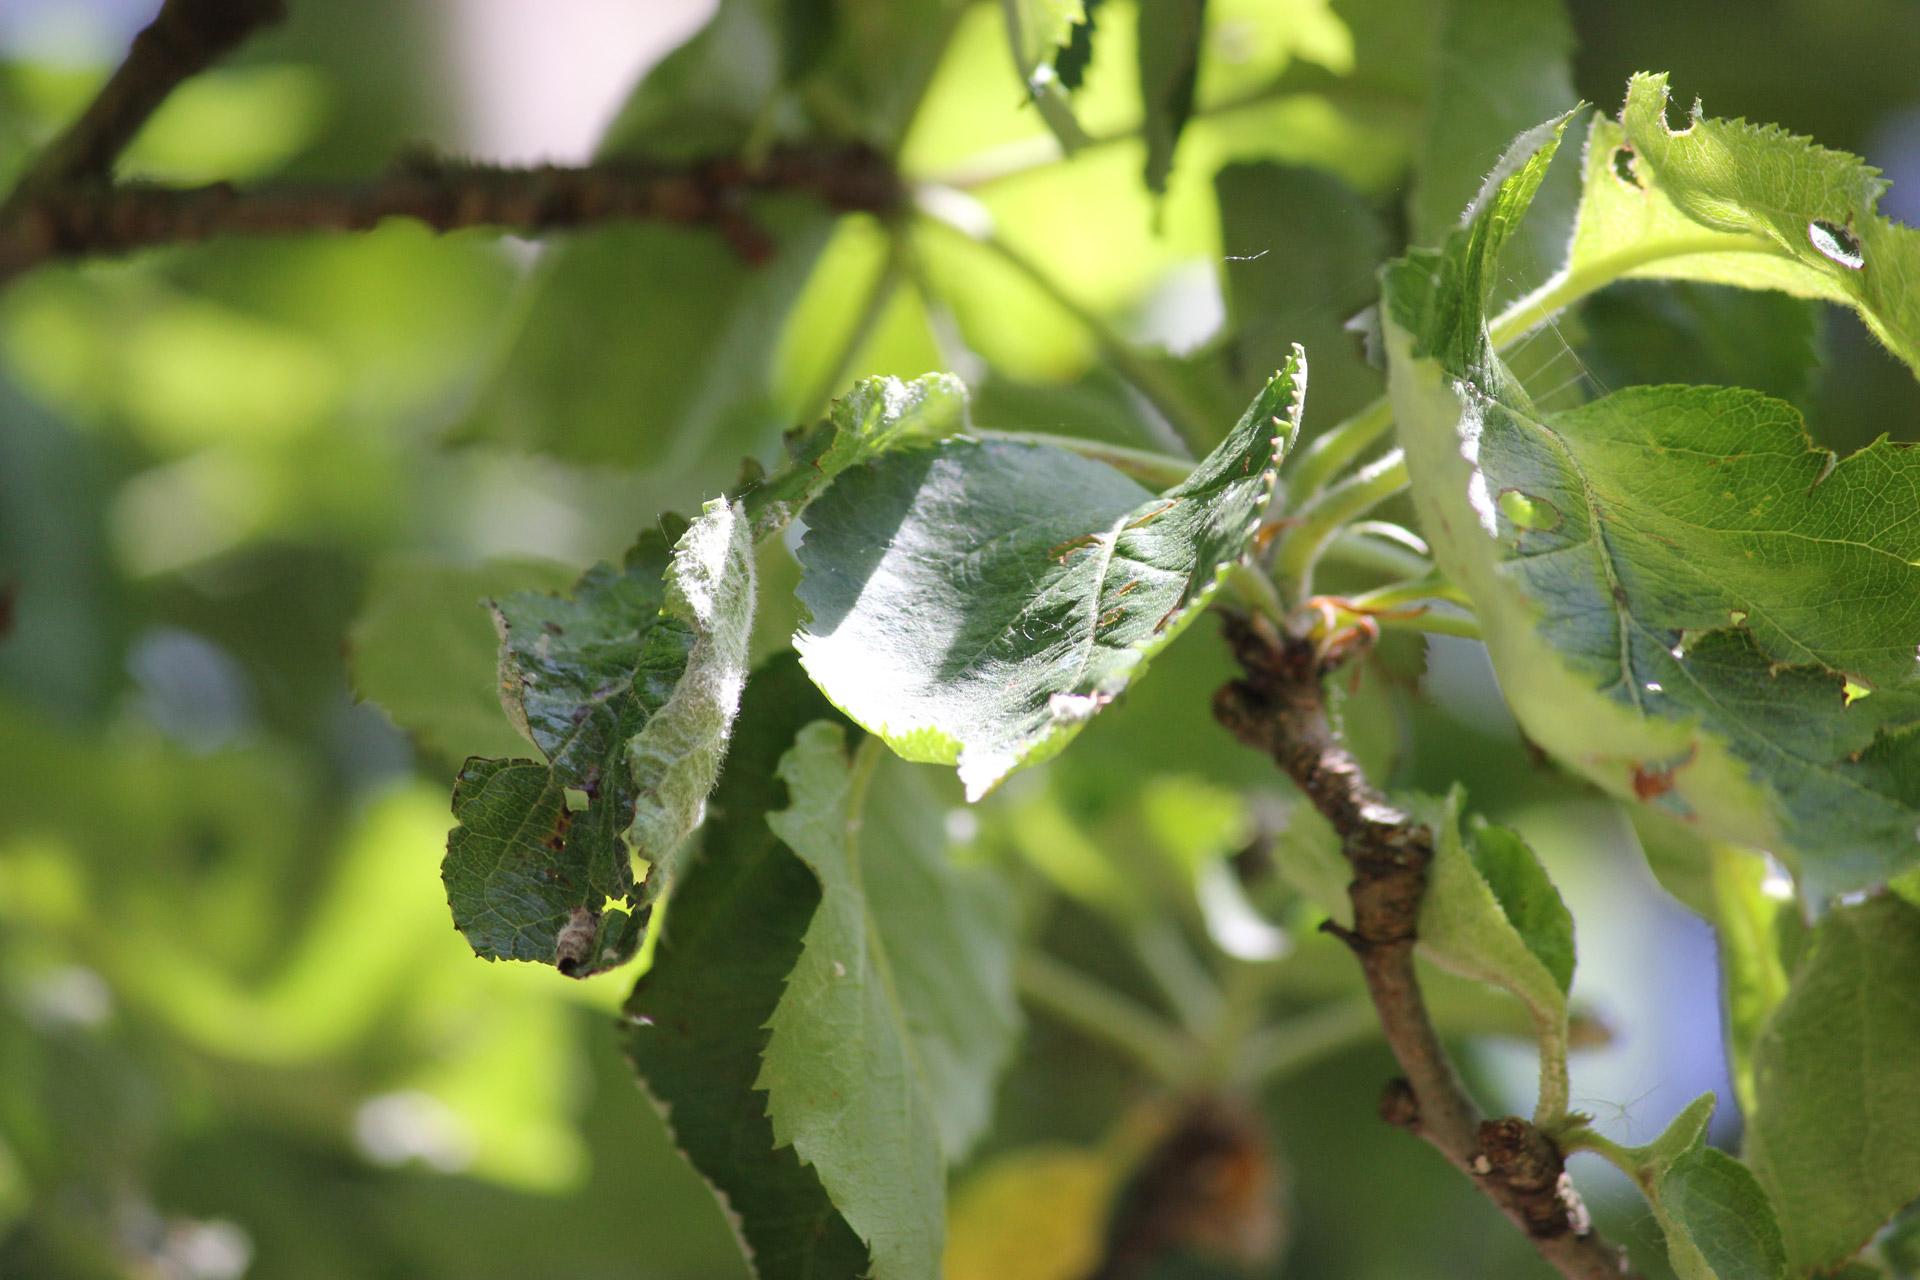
[0, 145, 906, 283]
[1212, 613, 1638, 1280]
[9, 0, 287, 196]
[0, 0, 905, 286]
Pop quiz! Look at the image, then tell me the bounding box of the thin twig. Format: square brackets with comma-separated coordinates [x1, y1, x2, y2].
[1211, 614, 1638, 1280]
[6, 0, 287, 197]
[0, 146, 906, 283]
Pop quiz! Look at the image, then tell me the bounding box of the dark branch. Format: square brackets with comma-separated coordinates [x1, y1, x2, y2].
[9, 0, 287, 195]
[1212, 613, 1638, 1280]
[0, 145, 906, 282]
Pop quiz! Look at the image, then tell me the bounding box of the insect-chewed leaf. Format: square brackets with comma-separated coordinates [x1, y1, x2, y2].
[1385, 107, 1920, 899]
[443, 499, 755, 976]
[794, 353, 1302, 800]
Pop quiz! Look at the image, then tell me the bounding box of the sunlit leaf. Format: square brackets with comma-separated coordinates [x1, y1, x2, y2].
[795, 355, 1302, 798]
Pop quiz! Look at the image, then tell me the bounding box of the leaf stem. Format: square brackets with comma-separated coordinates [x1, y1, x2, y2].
[1486, 232, 1780, 349]
[1272, 448, 1409, 601]
[1234, 996, 1381, 1086]
[1015, 949, 1197, 1086]
[970, 429, 1195, 488]
[1320, 525, 1433, 579]
[1128, 918, 1226, 1037]
[1283, 396, 1395, 506]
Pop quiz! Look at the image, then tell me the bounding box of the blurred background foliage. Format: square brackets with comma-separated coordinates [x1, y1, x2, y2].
[1, 0, 1918, 1277]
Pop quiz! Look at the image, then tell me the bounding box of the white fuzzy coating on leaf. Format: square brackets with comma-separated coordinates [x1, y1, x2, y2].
[626, 498, 756, 880]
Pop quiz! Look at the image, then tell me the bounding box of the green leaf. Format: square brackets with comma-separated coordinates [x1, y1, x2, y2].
[1615, 75, 1920, 370]
[1659, 1146, 1790, 1280]
[625, 498, 757, 884]
[1577, 281, 1823, 411]
[1215, 162, 1387, 421]
[1408, 0, 1575, 265]
[1384, 114, 1920, 898]
[1745, 895, 1920, 1274]
[795, 356, 1303, 799]
[456, 0, 834, 474]
[1054, 0, 1104, 91]
[1584, 1093, 1788, 1280]
[1466, 816, 1575, 996]
[443, 501, 755, 975]
[757, 723, 1019, 1280]
[743, 372, 968, 538]
[1138, 0, 1208, 195]
[348, 556, 575, 764]
[1708, 845, 1795, 1118]
[1410, 787, 1572, 1117]
[623, 652, 869, 1280]
[1002, 0, 1087, 79]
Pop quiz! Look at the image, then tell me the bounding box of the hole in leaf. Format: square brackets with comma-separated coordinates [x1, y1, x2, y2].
[1662, 94, 1694, 134]
[1610, 145, 1639, 188]
[1497, 488, 1561, 531]
[1809, 219, 1866, 269]
[1843, 677, 1873, 705]
[1730, 609, 1749, 626]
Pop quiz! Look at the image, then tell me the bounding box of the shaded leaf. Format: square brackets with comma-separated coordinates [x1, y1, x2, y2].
[1215, 162, 1387, 426]
[1409, 0, 1576, 298]
[757, 723, 1019, 1280]
[456, 0, 829, 475]
[1659, 1146, 1789, 1280]
[1467, 817, 1574, 995]
[1138, 0, 1208, 194]
[622, 652, 869, 1280]
[1746, 895, 1920, 1274]
[1577, 281, 1823, 411]
[443, 503, 755, 975]
[795, 355, 1302, 799]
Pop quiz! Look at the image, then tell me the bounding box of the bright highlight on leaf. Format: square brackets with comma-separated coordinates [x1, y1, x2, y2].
[795, 352, 1303, 800]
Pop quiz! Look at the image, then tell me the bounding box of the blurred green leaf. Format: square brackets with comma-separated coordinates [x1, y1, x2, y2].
[349, 556, 575, 765]
[1407, 0, 1574, 257]
[795, 358, 1299, 798]
[1707, 845, 1794, 1118]
[1746, 895, 1920, 1275]
[1578, 280, 1823, 410]
[624, 653, 869, 1280]
[758, 722, 1018, 1280]
[1215, 161, 1386, 424]
[1138, 0, 1208, 194]
[122, 65, 327, 182]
